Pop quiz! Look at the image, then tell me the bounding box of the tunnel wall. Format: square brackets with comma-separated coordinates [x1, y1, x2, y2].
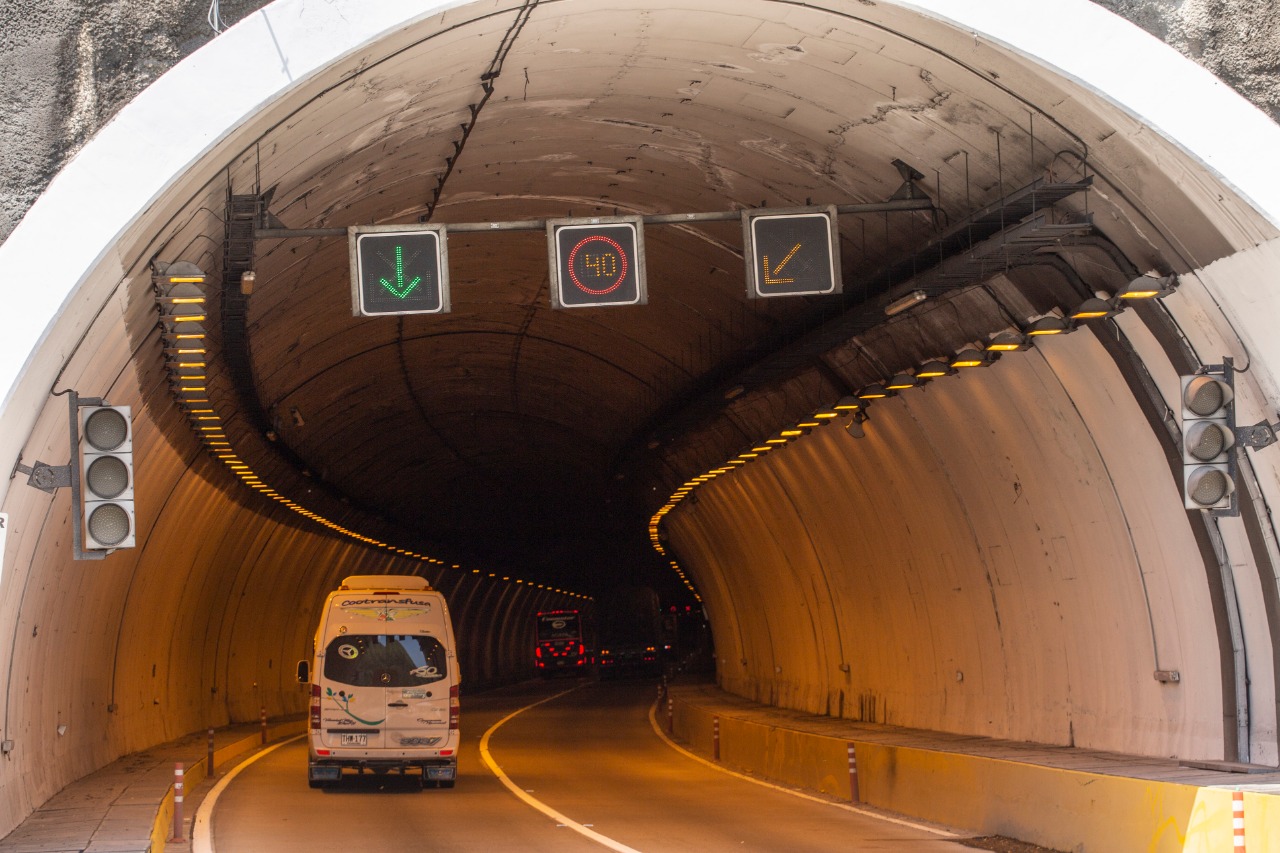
[667, 308, 1273, 761]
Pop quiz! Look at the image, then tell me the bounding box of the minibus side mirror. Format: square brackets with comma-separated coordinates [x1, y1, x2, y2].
[296, 660, 310, 683]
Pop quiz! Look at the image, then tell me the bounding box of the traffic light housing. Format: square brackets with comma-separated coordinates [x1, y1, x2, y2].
[79, 405, 135, 549]
[1180, 369, 1236, 512]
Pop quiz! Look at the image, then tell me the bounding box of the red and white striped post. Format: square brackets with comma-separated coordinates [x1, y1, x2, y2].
[847, 742, 860, 802]
[712, 716, 720, 761]
[1233, 790, 1245, 852]
[170, 762, 185, 841]
[260, 706, 268, 745]
[207, 727, 216, 778]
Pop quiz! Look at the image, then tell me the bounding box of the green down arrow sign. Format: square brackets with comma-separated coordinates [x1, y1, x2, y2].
[381, 244, 422, 299]
[351, 227, 450, 316]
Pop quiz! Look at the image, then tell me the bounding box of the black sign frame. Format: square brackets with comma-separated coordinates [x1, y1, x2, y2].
[742, 206, 841, 298]
[546, 216, 648, 309]
[349, 224, 450, 317]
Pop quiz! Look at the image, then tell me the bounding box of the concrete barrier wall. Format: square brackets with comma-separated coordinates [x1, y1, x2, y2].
[150, 719, 308, 853]
[670, 692, 1279, 852]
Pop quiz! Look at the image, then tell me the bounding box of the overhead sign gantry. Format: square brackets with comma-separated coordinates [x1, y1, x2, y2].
[327, 197, 935, 317]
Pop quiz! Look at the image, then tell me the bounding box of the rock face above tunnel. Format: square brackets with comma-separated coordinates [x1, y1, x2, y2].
[0, 0, 1278, 242]
[1098, 0, 1280, 118]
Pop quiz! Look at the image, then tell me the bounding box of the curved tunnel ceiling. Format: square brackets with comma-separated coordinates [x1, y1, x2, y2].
[99, 0, 1274, 592]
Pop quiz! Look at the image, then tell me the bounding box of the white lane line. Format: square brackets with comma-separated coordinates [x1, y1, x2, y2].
[192, 734, 305, 853]
[479, 686, 643, 853]
[646, 700, 959, 838]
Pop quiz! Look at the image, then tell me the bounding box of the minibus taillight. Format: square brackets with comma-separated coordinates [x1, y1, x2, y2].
[449, 684, 460, 730]
[310, 683, 321, 730]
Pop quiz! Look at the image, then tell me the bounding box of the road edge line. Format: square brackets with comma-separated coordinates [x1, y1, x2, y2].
[646, 698, 959, 838]
[191, 734, 305, 853]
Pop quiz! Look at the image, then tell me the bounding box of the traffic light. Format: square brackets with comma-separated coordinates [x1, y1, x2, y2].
[79, 405, 135, 549]
[349, 225, 450, 316]
[1180, 369, 1235, 512]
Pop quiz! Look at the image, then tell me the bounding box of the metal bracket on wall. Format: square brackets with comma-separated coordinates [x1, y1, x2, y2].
[12, 459, 71, 494]
[1237, 419, 1280, 449]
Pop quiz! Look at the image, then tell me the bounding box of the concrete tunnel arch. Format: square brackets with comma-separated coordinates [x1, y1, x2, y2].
[1, 0, 1280, 837]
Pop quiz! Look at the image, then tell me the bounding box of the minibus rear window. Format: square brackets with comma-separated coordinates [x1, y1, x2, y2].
[323, 634, 447, 687]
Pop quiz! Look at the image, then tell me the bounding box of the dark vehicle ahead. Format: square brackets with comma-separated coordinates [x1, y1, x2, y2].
[595, 642, 661, 679]
[535, 609, 588, 677]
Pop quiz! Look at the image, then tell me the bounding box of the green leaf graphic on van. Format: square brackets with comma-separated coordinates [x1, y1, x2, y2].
[326, 687, 386, 726]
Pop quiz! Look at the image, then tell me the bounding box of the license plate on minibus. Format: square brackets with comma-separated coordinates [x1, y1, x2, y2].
[340, 733, 367, 746]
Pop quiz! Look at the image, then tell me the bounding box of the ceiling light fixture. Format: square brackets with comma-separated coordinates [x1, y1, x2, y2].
[1117, 274, 1177, 301]
[986, 331, 1031, 352]
[916, 360, 956, 379]
[1025, 316, 1076, 336]
[884, 289, 928, 316]
[833, 396, 863, 413]
[950, 349, 992, 369]
[1069, 297, 1119, 321]
[845, 411, 868, 439]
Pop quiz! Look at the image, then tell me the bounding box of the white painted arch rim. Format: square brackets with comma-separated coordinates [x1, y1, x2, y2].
[1, 0, 1278, 504]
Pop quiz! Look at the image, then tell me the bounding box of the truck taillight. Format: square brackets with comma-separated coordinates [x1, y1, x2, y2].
[449, 684, 460, 730]
[309, 683, 321, 730]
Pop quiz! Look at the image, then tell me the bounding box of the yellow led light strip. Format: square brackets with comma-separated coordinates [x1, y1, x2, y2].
[154, 268, 590, 602]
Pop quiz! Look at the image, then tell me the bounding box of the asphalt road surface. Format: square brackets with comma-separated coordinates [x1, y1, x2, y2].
[201, 679, 980, 852]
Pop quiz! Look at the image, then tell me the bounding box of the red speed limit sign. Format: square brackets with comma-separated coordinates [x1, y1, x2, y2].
[547, 216, 648, 308]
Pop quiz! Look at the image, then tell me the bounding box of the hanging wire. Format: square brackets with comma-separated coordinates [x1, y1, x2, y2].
[207, 0, 225, 34]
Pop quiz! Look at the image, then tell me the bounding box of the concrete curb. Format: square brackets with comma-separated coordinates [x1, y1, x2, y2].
[149, 720, 306, 852]
[667, 685, 1279, 852]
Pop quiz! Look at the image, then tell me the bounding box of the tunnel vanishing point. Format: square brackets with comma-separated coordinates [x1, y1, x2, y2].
[1, 0, 1280, 844]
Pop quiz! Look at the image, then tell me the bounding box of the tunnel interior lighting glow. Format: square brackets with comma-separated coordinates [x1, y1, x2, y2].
[1118, 274, 1177, 300]
[916, 360, 956, 378]
[1069, 297, 1119, 321]
[833, 396, 862, 412]
[155, 281, 206, 303]
[950, 349, 993, 368]
[857, 384, 890, 400]
[986, 331, 1031, 352]
[1025, 316, 1075, 336]
[150, 269, 593, 605]
[885, 373, 917, 391]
